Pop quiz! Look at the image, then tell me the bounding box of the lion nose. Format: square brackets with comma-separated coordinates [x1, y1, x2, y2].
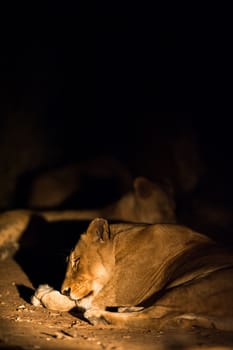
[62, 287, 71, 296]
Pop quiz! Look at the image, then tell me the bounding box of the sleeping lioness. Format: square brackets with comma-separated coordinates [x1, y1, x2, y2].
[32, 218, 233, 331]
[0, 176, 176, 253]
[41, 176, 176, 224]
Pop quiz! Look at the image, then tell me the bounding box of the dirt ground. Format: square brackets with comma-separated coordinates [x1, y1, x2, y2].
[0, 219, 233, 350]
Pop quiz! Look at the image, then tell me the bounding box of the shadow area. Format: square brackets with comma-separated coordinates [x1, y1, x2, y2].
[16, 284, 35, 304]
[13, 215, 90, 290]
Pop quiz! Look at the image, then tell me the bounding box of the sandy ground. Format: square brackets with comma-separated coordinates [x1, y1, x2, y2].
[0, 219, 233, 350]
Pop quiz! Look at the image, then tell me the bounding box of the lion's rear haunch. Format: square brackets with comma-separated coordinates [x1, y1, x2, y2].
[61, 218, 233, 330]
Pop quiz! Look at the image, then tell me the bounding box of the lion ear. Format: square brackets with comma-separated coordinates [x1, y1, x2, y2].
[86, 218, 110, 242]
[133, 177, 154, 198]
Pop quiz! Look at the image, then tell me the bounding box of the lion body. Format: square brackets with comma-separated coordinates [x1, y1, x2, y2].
[36, 218, 233, 330]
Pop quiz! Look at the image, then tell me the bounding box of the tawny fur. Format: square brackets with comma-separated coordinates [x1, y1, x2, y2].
[33, 218, 233, 331]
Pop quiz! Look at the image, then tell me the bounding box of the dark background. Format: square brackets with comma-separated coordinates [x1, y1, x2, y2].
[0, 3, 232, 209]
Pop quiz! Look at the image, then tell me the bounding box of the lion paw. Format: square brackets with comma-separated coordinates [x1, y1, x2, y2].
[118, 306, 144, 313]
[31, 284, 54, 307]
[171, 313, 216, 329]
[84, 308, 110, 325]
[31, 284, 76, 312]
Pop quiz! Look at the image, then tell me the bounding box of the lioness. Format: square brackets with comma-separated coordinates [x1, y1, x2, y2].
[41, 176, 176, 224]
[32, 218, 233, 330]
[0, 176, 176, 255]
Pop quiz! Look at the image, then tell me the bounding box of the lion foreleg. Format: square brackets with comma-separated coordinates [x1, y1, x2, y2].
[84, 305, 176, 328]
[84, 306, 231, 330]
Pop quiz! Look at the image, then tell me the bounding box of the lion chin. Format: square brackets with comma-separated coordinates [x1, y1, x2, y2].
[32, 218, 233, 331]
